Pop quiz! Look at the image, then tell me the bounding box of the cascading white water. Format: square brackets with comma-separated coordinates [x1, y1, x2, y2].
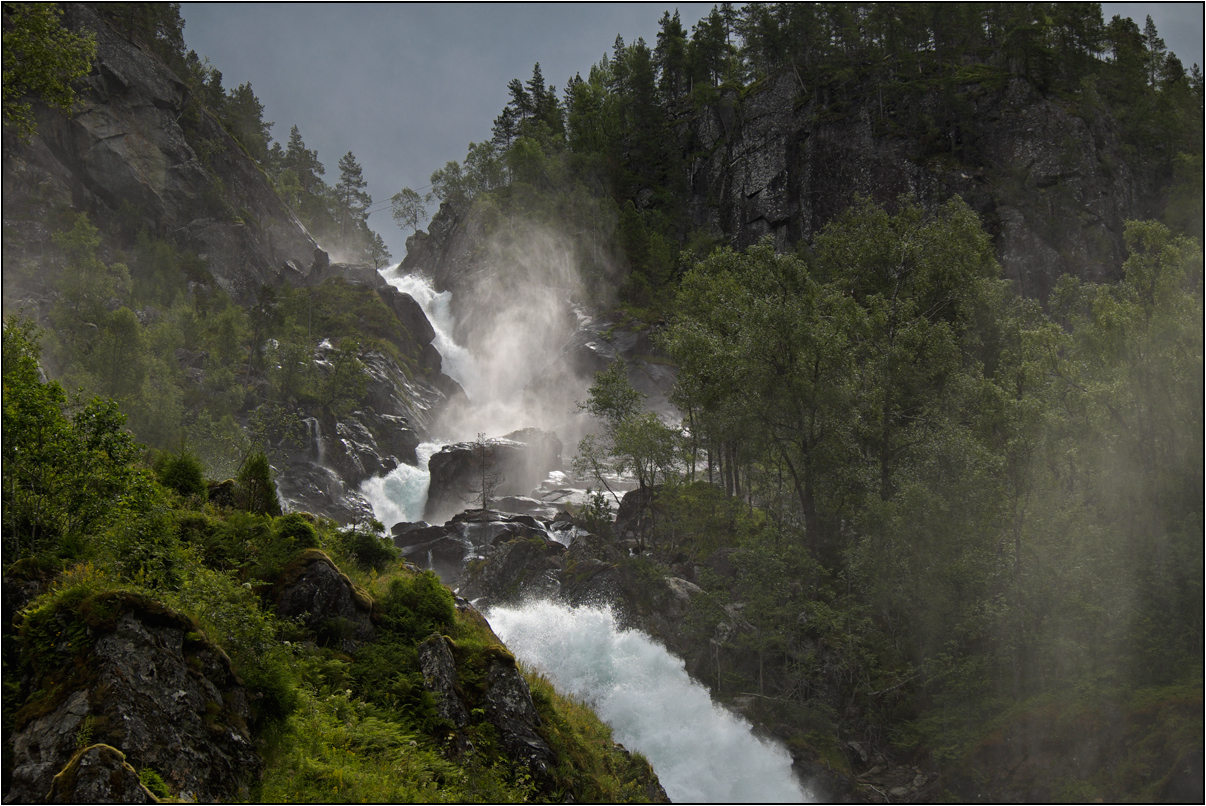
[360, 266, 465, 527]
[359, 442, 442, 526]
[487, 600, 811, 804]
[302, 416, 324, 463]
[379, 264, 483, 401]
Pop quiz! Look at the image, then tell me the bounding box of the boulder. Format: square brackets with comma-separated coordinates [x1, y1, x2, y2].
[46, 744, 158, 804]
[424, 430, 563, 523]
[413, 632, 555, 781]
[7, 594, 261, 804]
[273, 550, 375, 652]
[457, 536, 566, 607]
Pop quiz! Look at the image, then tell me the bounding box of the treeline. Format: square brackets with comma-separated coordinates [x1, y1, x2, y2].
[400, 2, 1202, 307]
[95, 3, 389, 263]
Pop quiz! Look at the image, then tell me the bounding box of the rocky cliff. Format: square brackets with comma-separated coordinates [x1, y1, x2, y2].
[8, 593, 262, 804]
[687, 72, 1148, 299]
[2, 4, 325, 308]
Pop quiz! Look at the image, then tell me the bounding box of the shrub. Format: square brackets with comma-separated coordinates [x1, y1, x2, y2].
[154, 450, 208, 500]
[342, 526, 398, 573]
[274, 513, 320, 549]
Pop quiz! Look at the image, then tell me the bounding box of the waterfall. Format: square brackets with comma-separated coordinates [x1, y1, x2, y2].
[302, 416, 324, 463]
[487, 601, 812, 804]
[360, 442, 442, 526]
[379, 264, 482, 401]
[360, 266, 465, 529]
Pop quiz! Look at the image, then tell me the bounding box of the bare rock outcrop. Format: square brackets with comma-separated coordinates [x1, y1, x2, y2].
[1, 4, 321, 306]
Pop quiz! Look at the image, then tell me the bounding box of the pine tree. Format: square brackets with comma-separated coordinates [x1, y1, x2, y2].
[283, 125, 325, 195]
[335, 151, 371, 243]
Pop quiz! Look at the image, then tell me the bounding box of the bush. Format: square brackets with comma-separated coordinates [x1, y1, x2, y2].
[342, 525, 398, 573]
[154, 450, 208, 500]
[274, 513, 320, 549]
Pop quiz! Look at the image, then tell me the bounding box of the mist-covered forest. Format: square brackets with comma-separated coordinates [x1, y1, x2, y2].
[3, 2, 1202, 802]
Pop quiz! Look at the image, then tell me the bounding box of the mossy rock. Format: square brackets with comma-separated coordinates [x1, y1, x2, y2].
[47, 743, 159, 803]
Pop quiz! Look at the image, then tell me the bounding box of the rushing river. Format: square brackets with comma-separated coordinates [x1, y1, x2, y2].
[488, 600, 811, 803]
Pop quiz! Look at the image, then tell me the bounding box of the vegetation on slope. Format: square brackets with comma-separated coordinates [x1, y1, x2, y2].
[2, 320, 663, 802]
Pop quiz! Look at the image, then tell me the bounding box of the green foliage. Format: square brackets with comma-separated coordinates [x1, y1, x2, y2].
[576, 362, 680, 509]
[1, 2, 96, 140]
[658, 199, 1201, 792]
[236, 451, 282, 517]
[154, 448, 208, 500]
[341, 522, 399, 574]
[390, 186, 426, 233]
[2, 318, 151, 563]
[275, 512, 321, 550]
[138, 767, 170, 799]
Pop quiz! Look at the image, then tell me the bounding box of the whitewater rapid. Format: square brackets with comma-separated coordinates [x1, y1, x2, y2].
[359, 441, 441, 526]
[487, 600, 811, 804]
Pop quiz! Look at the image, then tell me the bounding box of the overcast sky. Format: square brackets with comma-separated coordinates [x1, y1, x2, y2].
[178, 3, 1205, 260]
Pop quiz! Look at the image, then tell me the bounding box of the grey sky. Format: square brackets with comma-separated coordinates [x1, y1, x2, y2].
[178, 3, 1204, 260]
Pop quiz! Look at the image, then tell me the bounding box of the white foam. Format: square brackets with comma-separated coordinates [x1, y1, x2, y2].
[380, 265, 482, 401]
[487, 600, 811, 804]
[359, 442, 442, 527]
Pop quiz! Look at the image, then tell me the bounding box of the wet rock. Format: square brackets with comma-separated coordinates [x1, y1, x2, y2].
[7, 594, 261, 804]
[273, 550, 376, 652]
[396, 532, 473, 585]
[417, 634, 470, 728]
[391, 522, 444, 547]
[380, 286, 436, 356]
[493, 495, 562, 520]
[424, 430, 563, 524]
[457, 535, 566, 606]
[276, 462, 376, 526]
[46, 744, 157, 804]
[482, 655, 556, 777]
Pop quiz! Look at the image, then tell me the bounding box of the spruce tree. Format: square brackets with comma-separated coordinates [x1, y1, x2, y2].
[335, 150, 371, 244]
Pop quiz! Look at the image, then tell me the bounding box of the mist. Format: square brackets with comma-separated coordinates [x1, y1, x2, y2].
[386, 220, 610, 444]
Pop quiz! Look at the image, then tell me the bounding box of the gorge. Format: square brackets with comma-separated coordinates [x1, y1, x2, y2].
[3, 3, 1202, 803]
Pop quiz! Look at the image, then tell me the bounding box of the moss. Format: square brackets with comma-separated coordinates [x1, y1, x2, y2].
[138, 766, 170, 799]
[47, 743, 158, 803]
